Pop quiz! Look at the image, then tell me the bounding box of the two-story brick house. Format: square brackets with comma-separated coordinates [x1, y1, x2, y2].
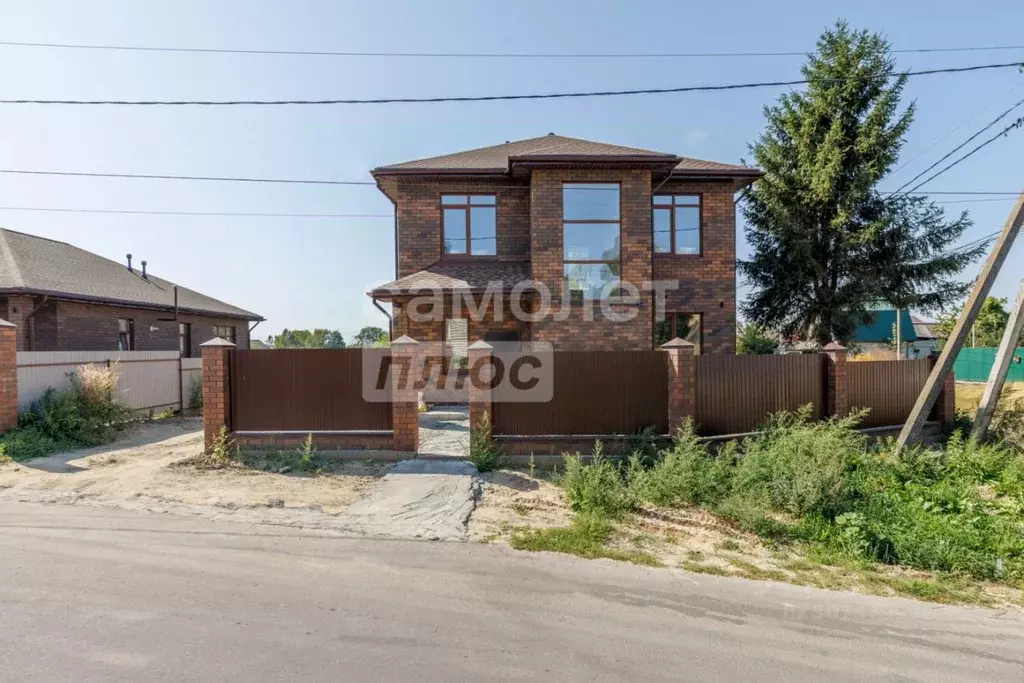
[369, 134, 760, 354]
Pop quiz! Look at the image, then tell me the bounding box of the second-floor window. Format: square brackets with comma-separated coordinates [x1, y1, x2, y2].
[442, 194, 496, 256]
[563, 183, 621, 299]
[653, 194, 701, 255]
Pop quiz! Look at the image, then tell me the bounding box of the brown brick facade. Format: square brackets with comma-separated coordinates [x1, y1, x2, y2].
[0, 295, 250, 354]
[385, 171, 737, 353]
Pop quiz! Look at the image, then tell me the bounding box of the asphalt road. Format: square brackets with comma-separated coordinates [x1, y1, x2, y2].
[1, 503, 1022, 682]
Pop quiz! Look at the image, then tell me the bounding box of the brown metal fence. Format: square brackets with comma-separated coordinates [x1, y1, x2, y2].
[848, 358, 931, 428]
[230, 349, 392, 431]
[695, 354, 827, 436]
[492, 351, 668, 436]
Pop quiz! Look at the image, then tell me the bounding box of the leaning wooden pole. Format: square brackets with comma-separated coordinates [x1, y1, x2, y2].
[897, 191, 1024, 448]
[971, 279, 1024, 441]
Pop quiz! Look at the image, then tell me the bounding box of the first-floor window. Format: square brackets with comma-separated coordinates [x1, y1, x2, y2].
[117, 318, 134, 351]
[179, 323, 192, 357]
[213, 325, 236, 344]
[653, 312, 702, 352]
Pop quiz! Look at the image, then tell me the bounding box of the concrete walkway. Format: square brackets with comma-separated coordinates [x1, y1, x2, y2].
[418, 405, 470, 458]
[338, 459, 479, 541]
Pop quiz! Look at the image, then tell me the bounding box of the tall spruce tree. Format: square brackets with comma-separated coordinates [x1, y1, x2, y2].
[740, 22, 984, 345]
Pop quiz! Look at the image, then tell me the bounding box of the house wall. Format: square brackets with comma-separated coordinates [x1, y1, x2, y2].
[653, 180, 738, 355]
[0, 295, 251, 354]
[394, 178, 531, 278]
[388, 170, 738, 353]
[529, 168, 653, 350]
[392, 294, 530, 345]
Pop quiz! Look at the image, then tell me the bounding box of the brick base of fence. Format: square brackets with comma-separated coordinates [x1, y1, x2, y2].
[233, 432, 396, 452]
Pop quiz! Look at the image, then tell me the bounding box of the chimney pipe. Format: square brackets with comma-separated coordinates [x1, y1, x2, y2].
[141, 260, 148, 279]
[126, 253, 133, 272]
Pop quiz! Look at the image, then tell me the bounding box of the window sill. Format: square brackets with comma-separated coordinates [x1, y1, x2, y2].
[654, 252, 703, 259]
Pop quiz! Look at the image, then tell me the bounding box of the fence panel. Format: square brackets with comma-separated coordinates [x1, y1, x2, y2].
[180, 357, 203, 410]
[695, 354, 827, 435]
[848, 359, 931, 428]
[492, 351, 668, 436]
[230, 348, 392, 432]
[17, 350, 182, 412]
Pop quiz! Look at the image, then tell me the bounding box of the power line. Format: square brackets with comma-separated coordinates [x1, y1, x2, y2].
[0, 62, 1020, 106]
[0, 164, 1017, 195]
[2, 39, 1023, 59]
[889, 80, 1024, 178]
[0, 168, 376, 185]
[0, 206, 391, 218]
[890, 96, 1024, 194]
[904, 116, 1024, 194]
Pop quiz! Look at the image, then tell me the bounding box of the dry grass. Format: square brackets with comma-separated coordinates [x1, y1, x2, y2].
[955, 381, 1024, 414]
[76, 362, 120, 404]
[849, 349, 898, 362]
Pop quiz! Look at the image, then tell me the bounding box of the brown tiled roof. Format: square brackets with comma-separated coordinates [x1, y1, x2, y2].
[373, 134, 758, 177]
[0, 228, 262, 320]
[370, 260, 529, 298]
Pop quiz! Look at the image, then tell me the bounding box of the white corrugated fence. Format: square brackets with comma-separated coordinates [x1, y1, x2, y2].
[17, 350, 198, 413]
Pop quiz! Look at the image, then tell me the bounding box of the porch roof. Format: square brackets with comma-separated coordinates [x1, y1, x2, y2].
[369, 260, 530, 299]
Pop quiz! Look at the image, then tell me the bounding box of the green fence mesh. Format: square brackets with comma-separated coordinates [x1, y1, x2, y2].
[954, 347, 1024, 383]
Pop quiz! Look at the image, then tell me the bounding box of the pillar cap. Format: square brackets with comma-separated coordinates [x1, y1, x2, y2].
[822, 342, 847, 352]
[467, 340, 493, 351]
[661, 337, 695, 350]
[200, 337, 236, 348]
[390, 335, 419, 347]
[0, 317, 14, 328]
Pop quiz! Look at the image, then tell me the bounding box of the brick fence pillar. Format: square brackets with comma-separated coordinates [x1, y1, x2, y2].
[201, 337, 235, 453]
[0, 319, 17, 433]
[824, 342, 849, 418]
[929, 352, 957, 425]
[467, 340, 494, 434]
[391, 335, 421, 453]
[662, 338, 696, 435]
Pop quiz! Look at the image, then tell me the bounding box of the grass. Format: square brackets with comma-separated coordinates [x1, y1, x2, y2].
[507, 408, 1024, 607]
[510, 513, 661, 567]
[468, 411, 505, 473]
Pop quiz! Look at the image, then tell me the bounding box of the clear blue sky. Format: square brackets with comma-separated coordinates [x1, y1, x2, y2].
[1, 1, 1022, 342]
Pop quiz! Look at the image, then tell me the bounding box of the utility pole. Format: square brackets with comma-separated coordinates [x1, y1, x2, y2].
[895, 307, 903, 360]
[971, 279, 1024, 441]
[897, 191, 1024, 448]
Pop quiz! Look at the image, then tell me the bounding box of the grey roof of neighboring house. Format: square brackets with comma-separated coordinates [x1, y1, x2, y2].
[372, 134, 760, 177]
[0, 228, 262, 320]
[369, 260, 530, 298]
[911, 315, 940, 340]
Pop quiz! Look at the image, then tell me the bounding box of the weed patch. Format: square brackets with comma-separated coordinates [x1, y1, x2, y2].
[510, 513, 660, 567]
[468, 412, 504, 473]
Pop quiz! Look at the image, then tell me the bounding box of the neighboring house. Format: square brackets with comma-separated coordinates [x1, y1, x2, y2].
[0, 228, 261, 354]
[850, 308, 923, 357]
[910, 315, 941, 357]
[249, 338, 271, 350]
[368, 134, 760, 353]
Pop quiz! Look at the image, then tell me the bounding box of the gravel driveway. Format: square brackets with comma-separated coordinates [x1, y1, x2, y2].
[418, 405, 470, 458]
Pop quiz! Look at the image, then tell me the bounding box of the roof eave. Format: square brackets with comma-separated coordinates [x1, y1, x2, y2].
[0, 287, 263, 321]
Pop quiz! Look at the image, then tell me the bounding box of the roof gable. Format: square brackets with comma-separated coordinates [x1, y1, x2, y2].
[0, 229, 261, 320]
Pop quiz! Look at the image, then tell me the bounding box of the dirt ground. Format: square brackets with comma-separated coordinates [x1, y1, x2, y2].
[0, 419, 390, 523]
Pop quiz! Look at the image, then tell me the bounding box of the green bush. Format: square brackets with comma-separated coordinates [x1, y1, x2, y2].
[188, 374, 203, 411]
[468, 411, 504, 473]
[2, 365, 130, 462]
[732, 407, 867, 517]
[561, 443, 635, 517]
[629, 422, 733, 507]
